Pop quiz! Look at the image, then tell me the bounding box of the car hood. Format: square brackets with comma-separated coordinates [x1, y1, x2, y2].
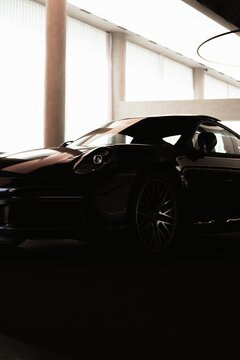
[0, 147, 87, 176]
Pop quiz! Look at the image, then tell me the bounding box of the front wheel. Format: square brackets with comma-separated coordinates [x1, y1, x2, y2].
[129, 173, 181, 253]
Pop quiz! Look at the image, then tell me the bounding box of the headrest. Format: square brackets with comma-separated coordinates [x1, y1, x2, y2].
[198, 132, 217, 152]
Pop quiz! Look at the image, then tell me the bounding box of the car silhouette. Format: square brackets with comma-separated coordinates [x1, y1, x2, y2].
[0, 114, 240, 253]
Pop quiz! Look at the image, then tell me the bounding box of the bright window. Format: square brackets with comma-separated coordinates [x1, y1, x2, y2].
[0, 0, 45, 153]
[126, 42, 194, 101]
[65, 17, 111, 141]
[205, 75, 240, 99]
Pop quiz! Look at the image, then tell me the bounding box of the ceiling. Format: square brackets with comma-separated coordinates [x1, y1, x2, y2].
[67, 0, 240, 81]
[196, 0, 240, 28]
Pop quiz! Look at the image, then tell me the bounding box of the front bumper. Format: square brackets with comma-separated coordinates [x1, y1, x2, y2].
[0, 195, 87, 240]
[0, 172, 135, 241]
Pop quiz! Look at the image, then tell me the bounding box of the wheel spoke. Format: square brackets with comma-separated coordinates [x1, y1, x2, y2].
[143, 185, 155, 208]
[138, 215, 152, 233]
[153, 223, 163, 249]
[136, 177, 177, 251]
[157, 183, 168, 206]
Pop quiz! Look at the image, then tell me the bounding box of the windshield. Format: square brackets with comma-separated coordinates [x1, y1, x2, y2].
[67, 118, 142, 149]
[66, 115, 195, 149]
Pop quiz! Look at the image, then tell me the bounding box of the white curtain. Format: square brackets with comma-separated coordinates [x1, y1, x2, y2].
[125, 42, 194, 101]
[0, 0, 45, 153]
[205, 74, 240, 99]
[65, 17, 111, 141]
[161, 57, 194, 100]
[229, 84, 240, 98]
[0, 0, 111, 152]
[126, 42, 163, 101]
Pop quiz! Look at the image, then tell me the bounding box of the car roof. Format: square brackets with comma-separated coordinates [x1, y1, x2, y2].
[119, 114, 220, 140]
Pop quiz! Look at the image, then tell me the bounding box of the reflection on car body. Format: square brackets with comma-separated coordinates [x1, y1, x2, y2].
[0, 114, 240, 253]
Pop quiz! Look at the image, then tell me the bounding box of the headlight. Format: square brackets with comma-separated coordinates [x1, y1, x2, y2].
[74, 147, 114, 174]
[93, 154, 103, 165]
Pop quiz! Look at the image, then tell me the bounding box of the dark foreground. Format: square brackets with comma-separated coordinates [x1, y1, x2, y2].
[0, 231, 240, 358]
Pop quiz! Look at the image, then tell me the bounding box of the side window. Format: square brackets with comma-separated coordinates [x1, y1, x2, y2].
[214, 133, 227, 153]
[162, 135, 181, 145]
[192, 122, 235, 154]
[230, 133, 240, 155]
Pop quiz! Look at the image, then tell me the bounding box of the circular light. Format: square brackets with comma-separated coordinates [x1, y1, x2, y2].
[197, 29, 240, 67]
[93, 154, 103, 165]
[102, 149, 109, 157]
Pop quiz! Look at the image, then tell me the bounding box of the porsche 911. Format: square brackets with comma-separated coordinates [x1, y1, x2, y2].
[0, 114, 240, 253]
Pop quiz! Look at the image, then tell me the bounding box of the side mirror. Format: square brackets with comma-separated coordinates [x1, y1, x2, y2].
[59, 140, 73, 148]
[197, 132, 217, 153]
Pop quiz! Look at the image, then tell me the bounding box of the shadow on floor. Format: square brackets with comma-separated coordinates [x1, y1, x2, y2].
[0, 232, 240, 358]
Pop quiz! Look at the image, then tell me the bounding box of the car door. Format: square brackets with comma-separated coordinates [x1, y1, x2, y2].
[176, 121, 240, 228]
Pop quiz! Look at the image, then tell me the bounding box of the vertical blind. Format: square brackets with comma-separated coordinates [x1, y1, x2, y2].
[205, 74, 240, 99]
[1, 0, 240, 153]
[161, 56, 194, 100]
[206, 75, 240, 136]
[0, 0, 111, 152]
[65, 17, 111, 141]
[125, 42, 163, 101]
[125, 42, 194, 101]
[0, 0, 45, 153]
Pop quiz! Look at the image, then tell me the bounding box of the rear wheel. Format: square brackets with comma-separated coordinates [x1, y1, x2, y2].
[129, 173, 180, 253]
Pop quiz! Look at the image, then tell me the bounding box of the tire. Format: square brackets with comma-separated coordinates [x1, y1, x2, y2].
[129, 173, 181, 253]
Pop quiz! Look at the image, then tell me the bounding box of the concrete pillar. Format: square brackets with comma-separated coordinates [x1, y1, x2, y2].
[193, 68, 205, 100]
[44, 0, 66, 147]
[111, 32, 126, 120]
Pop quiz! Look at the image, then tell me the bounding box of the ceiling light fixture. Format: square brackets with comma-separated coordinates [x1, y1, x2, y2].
[197, 29, 240, 67]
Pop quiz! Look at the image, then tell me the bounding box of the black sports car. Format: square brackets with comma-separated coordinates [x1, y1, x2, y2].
[0, 114, 240, 252]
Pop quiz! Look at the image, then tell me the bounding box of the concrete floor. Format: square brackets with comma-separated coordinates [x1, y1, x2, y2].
[0, 232, 240, 358]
